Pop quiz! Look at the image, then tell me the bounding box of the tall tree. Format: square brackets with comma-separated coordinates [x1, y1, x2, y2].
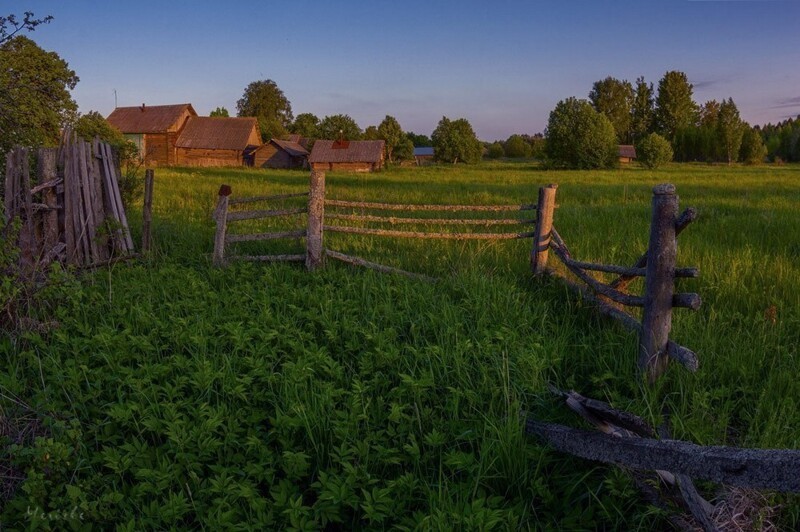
[210, 106, 229, 117]
[739, 126, 767, 165]
[317, 114, 362, 140]
[291, 113, 319, 138]
[545, 97, 617, 169]
[717, 98, 745, 165]
[631, 76, 654, 143]
[0, 36, 78, 160]
[363, 125, 380, 140]
[406, 131, 432, 147]
[377, 115, 404, 163]
[236, 79, 293, 141]
[0, 11, 52, 44]
[699, 100, 720, 127]
[431, 116, 482, 164]
[589, 77, 634, 144]
[654, 70, 698, 140]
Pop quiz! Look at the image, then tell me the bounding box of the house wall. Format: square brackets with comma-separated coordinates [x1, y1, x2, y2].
[255, 144, 293, 169]
[311, 161, 377, 173]
[176, 148, 243, 167]
[143, 133, 170, 166]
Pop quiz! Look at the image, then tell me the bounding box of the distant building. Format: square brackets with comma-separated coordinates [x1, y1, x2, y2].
[107, 103, 197, 166]
[254, 138, 309, 169]
[413, 146, 435, 166]
[618, 145, 637, 164]
[174, 117, 262, 167]
[309, 140, 385, 172]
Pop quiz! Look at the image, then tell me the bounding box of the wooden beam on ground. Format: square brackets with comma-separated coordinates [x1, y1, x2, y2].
[525, 419, 800, 492]
[228, 254, 306, 263]
[325, 249, 435, 282]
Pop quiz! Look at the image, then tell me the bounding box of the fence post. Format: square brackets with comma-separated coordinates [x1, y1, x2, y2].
[531, 183, 558, 274]
[142, 169, 154, 253]
[213, 184, 231, 266]
[639, 183, 678, 382]
[306, 170, 326, 270]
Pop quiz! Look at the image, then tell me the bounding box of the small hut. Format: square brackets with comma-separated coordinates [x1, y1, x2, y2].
[413, 147, 435, 166]
[174, 117, 261, 167]
[309, 140, 385, 172]
[253, 138, 309, 169]
[106, 103, 197, 166]
[618, 145, 637, 164]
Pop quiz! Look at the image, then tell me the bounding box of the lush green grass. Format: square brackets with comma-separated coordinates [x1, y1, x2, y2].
[2, 161, 798, 529]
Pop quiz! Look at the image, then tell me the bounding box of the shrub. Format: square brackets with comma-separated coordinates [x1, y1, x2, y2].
[545, 98, 618, 169]
[486, 142, 505, 159]
[636, 133, 673, 169]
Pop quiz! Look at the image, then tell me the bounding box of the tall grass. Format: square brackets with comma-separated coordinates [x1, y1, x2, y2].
[2, 161, 798, 528]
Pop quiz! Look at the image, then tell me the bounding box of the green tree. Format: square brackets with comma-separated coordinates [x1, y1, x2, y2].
[486, 142, 505, 159]
[406, 132, 432, 147]
[236, 79, 293, 141]
[291, 113, 319, 138]
[394, 138, 414, 161]
[699, 100, 720, 127]
[503, 134, 531, 158]
[377, 115, 404, 163]
[210, 106, 229, 117]
[431, 116, 482, 164]
[0, 11, 52, 44]
[631, 76, 654, 143]
[739, 126, 767, 165]
[654, 70, 698, 140]
[0, 36, 78, 161]
[636, 133, 673, 169]
[318, 114, 362, 140]
[363, 125, 380, 140]
[717, 98, 745, 165]
[545, 97, 617, 169]
[589, 77, 634, 143]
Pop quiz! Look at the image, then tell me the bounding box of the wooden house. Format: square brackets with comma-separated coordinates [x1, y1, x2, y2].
[253, 138, 309, 169]
[106, 103, 197, 166]
[413, 147, 435, 166]
[308, 140, 385, 172]
[618, 145, 637, 164]
[174, 117, 262, 167]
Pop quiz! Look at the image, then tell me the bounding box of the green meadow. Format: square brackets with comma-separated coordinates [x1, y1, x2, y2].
[2, 161, 799, 529]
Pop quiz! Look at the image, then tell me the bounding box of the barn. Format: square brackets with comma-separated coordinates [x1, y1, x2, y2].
[174, 117, 262, 167]
[413, 147, 435, 166]
[253, 138, 309, 169]
[618, 145, 637, 164]
[309, 140, 385, 172]
[106, 103, 197, 166]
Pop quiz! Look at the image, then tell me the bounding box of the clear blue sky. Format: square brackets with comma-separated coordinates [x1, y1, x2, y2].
[19, 0, 800, 140]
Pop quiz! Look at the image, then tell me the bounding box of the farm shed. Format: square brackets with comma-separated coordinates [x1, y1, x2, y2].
[174, 117, 262, 167]
[106, 103, 197, 166]
[413, 146, 435, 166]
[618, 145, 637, 164]
[309, 140, 385, 172]
[253, 138, 309, 169]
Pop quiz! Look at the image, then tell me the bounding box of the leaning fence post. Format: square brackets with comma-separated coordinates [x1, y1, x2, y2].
[639, 183, 678, 382]
[306, 170, 326, 270]
[213, 184, 231, 266]
[531, 183, 558, 274]
[142, 169, 154, 253]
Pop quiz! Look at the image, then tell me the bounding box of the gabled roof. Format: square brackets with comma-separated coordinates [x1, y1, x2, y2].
[413, 147, 434, 157]
[268, 138, 309, 157]
[309, 140, 385, 163]
[175, 117, 260, 150]
[107, 104, 196, 133]
[618, 145, 637, 159]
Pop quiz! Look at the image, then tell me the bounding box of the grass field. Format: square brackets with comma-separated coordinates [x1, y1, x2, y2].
[2, 161, 799, 529]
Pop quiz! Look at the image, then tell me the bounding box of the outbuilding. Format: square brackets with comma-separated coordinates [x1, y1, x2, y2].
[253, 138, 309, 169]
[107, 103, 197, 166]
[308, 140, 385, 172]
[174, 117, 262, 167]
[618, 145, 637, 164]
[413, 146, 435, 166]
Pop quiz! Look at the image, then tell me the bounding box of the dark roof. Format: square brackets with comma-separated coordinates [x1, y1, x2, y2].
[309, 140, 385, 163]
[269, 138, 309, 157]
[413, 147, 434, 157]
[175, 117, 260, 150]
[107, 103, 196, 133]
[618, 145, 637, 159]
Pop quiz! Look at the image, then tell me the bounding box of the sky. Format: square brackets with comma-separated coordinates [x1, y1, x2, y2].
[15, 0, 800, 141]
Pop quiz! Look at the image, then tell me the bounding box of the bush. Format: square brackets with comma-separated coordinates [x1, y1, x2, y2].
[545, 98, 617, 169]
[486, 142, 505, 159]
[636, 133, 673, 169]
[739, 127, 767, 165]
[503, 135, 531, 158]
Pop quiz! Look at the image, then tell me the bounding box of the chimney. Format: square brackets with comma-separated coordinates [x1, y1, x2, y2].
[140, 103, 146, 112]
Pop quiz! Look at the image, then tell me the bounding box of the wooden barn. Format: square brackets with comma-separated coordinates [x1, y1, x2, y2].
[174, 117, 262, 167]
[106, 103, 197, 166]
[309, 140, 385, 172]
[253, 138, 309, 169]
[618, 145, 637, 164]
[413, 146, 435, 166]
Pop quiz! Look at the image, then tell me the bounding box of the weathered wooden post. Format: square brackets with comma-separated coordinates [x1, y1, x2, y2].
[37, 148, 60, 256]
[306, 170, 326, 270]
[213, 184, 231, 266]
[531, 183, 558, 274]
[142, 169, 154, 253]
[639, 184, 678, 382]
